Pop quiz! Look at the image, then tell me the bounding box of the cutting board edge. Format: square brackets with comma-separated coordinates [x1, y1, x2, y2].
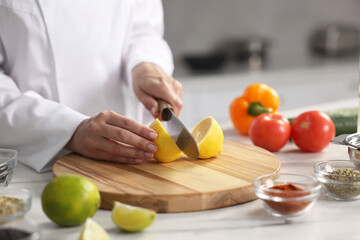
[98, 183, 258, 213]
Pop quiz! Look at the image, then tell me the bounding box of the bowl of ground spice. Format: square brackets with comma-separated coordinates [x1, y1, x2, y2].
[254, 173, 321, 218]
[314, 160, 360, 200]
[0, 188, 31, 224]
[0, 188, 39, 240]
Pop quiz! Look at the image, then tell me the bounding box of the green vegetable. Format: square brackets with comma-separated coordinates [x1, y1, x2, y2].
[288, 108, 357, 136]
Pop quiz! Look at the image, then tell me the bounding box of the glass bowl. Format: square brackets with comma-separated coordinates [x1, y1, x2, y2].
[0, 188, 39, 240]
[314, 160, 360, 200]
[348, 147, 360, 167]
[0, 188, 32, 224]
[0, 149, 18, 188]
[254, 173, 321, 218]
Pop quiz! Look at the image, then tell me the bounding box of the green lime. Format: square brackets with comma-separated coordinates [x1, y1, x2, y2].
[111, 201, 156, 232]
[41, 174, 101, 227]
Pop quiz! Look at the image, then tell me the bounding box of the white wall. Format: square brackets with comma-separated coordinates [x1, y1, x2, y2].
[163, 0, 360, 70]
[178, 63, 359, 128]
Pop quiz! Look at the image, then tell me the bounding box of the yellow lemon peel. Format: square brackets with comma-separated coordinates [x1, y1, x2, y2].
[149, 118, 184, 162]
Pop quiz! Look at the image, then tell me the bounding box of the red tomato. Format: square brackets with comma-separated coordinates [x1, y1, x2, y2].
[291, 111, 335, 152]
[249, 113, 291, 152]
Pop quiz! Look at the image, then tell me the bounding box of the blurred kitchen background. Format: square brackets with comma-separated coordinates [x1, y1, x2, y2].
[136, 0, 360, 128]
[162, 0, 360, 77]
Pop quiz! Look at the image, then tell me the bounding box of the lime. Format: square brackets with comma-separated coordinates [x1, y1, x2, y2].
[78, 218, 109, 240]
[112, 201, 156, 232]
[149, 118, 184, 162]
[41, 174, 101, 227]
[191, 116, 224, 159]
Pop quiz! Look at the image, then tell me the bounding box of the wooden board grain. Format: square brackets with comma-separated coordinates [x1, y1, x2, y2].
[53, 140, 280, 213]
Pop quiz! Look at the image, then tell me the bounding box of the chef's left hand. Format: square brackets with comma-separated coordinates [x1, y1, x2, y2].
[132, 62, 183, 119]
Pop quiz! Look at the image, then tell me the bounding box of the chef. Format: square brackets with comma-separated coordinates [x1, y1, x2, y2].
[0, 0, 182, 172]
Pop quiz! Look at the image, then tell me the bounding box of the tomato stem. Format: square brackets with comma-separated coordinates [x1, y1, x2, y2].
[248, 102, 273, 117]
[301, 122, 309, 128]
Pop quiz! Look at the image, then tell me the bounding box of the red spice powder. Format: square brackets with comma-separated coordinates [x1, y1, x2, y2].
[264, 183, 312, 215]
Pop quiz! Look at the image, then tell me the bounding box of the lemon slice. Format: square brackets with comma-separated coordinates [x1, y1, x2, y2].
[78, 218, 109, 240]
[149, 118, 184, 162]
[111, 201, 156, 232]
[191, 116, 224, 159]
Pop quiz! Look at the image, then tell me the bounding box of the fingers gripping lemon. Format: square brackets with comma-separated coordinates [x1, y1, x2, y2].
[112, 201, 156, 232]
[41, 174, 101, 227]
[149, 116, 223, 162]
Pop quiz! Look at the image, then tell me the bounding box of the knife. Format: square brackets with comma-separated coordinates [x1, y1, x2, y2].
[157, 99, 200, 158]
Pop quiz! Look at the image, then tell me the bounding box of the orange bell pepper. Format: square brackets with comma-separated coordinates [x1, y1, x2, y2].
[229, 83, 280, 135]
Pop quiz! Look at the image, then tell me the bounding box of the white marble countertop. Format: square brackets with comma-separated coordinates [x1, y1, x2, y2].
[6, 97, 360, 240]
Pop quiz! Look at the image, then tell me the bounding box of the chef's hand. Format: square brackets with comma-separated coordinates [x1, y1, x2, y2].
[65, 111, 158, 164]
[132, 62, 183, 119]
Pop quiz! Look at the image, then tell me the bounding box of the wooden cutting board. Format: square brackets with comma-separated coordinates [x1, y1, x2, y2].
[53, 140, 280, 213]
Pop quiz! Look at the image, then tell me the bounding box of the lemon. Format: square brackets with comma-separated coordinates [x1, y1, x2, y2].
[149, 116, 223, 161]
[78, 218, 109, 240]
[112, 201, 156, 232]
[41, 174, 101, 227]
[191, 116, 224, 159]
[149, 118, 184, 162]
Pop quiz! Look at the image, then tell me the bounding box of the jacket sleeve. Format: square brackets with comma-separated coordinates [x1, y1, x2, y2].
[123, 0, 174, 124]
[0, 42, 88, 173]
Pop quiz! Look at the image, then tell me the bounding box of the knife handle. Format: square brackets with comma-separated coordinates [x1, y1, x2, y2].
[157, 99, 173, 121]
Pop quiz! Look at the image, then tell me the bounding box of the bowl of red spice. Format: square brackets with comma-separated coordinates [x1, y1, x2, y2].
[254, 173, 321, 218]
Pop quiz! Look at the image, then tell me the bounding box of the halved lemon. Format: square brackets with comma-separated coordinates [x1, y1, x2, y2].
[149, 116, 223, 162]
[149, 118, 184, 162]
[78, 218, 109, 240]
[111, 201, 156, 232]
[191, 116, 224, 159]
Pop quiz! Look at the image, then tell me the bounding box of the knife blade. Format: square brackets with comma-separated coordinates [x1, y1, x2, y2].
[330, 134, 348, 145]
[157, 99, 200, 158]
[331, 133, 360, 149]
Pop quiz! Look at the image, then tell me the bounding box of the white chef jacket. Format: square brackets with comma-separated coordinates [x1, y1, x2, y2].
[0, 0, 174, 172]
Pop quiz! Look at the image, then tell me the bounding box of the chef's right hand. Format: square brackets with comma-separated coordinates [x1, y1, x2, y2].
[65, 111, 158, 164]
